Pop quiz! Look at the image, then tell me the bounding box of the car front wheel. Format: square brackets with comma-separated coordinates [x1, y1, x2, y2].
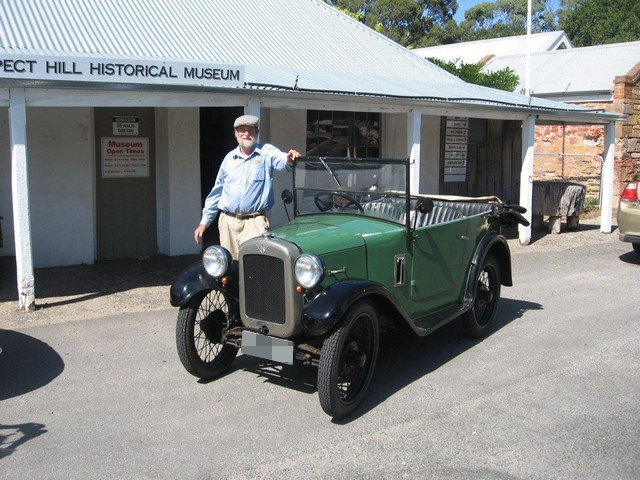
[317, 300, 379, 419]
[463, 254, 501, 338]
[632, 243, 640, 256]
[176, 290, 239, 379]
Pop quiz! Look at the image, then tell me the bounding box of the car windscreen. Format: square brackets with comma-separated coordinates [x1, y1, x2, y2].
[293, 157, 409, 223]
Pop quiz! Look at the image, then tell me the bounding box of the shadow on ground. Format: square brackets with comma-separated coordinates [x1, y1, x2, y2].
[0, 329, 64, 401]
[0, 422, 48, 459]
[0, 254, 200, 307]
[501, 219, 603, 244]
[619, 251, 640, 265]
[207, 297, 542, 423]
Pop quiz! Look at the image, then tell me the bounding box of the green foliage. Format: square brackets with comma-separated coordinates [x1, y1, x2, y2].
[582, 195, 600, 213]
[459, 0, 558, 41]
[326, 0, 639, 48]
[428, 57, 520, 91]
[328, 0, 458, 47]
[560, 0, 640, 47]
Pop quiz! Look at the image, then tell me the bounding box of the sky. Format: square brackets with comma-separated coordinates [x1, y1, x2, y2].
[454, 0, 482, 22]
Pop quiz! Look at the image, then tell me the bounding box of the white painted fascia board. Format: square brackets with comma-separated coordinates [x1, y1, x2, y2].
[20, 86, 623, 124]
[534, 92, 613, 103]
[536, 110, 624, 124]
[260, 95, 414, 113]
[24, 88, 250, 107]
[548, 32, 573, 50]
[415, 106, 528, 121]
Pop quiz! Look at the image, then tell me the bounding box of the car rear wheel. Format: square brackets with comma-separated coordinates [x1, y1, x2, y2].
[317, 300, 379, 419]
[633, 243, 640, 256]
[463, 254, 501, 338]
[176, 290, 239, 379]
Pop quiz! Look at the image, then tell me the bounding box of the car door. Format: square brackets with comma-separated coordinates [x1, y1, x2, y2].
[409, 217, 470, 319]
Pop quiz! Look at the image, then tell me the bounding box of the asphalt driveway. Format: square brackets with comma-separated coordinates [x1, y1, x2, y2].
[1, 222, 639, 479]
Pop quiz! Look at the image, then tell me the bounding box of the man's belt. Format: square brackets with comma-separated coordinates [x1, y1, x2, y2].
[223, 210, 265, 220]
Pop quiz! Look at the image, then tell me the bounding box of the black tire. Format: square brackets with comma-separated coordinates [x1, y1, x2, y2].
[632, 243, 640, 256]
[462, 254, 501, 338]
[176, 290, 239, 379]
[317, 300, 379, 419]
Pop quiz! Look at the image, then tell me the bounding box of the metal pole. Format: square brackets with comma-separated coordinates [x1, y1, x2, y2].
[525, 0, 532, 96]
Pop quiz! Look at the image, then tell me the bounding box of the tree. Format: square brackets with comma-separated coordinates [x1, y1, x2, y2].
[560, 0, 640, 46]
[428, 57, 520, 91]
[329, 0, 458, 48]
[459, 0, 559, 41]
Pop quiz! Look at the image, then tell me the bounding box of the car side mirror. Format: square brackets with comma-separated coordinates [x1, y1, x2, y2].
[416, 198, 434, 215]
[281, 189, 293, 222]
[281, 190, 293, 205]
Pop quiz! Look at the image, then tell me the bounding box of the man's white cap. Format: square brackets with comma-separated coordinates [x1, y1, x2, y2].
[233, 114, 259, 129]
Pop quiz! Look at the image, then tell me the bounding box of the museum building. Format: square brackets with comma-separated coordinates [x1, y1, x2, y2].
[0, 0, 622, 309]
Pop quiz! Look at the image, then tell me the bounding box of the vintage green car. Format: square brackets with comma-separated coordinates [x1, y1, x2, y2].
[170, 157, 528, 419]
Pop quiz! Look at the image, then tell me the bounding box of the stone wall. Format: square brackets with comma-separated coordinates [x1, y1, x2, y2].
[614, 63, 640, 195]
[533, 62, 640, 209]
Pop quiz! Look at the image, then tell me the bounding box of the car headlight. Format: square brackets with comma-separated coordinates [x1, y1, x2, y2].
[203, 246, 231, 278]
[294, 254, 324, 289]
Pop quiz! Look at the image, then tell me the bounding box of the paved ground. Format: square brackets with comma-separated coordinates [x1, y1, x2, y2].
[1, 217, 639, 479]
[0, 254, 200, 329]
[0, 217, 616, 329]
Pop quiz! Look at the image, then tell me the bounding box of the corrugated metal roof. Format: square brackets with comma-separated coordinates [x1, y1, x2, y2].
[412, 31, 572, 64]
[0, 0, 618, 116]
[483, 41, 640, 96]
[0, 0, 456, 81]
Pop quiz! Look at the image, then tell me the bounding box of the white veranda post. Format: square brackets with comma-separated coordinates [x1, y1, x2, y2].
[407, 110, 421, 194]
[600, 122, 616, 233]
[9, 88, 36, 310]
[246, 97, 261, 142]
[519, 116, 535, 245]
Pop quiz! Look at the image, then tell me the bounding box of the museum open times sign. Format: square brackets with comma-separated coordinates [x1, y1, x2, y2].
[101, 137, 149, 178]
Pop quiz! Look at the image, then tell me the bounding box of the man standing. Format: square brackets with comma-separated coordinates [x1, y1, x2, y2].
[194, 114, 301, 259]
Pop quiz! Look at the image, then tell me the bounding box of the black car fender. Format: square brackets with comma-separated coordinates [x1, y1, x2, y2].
[463, 232, 513, 308]
[169, 262, 239, 307]
[301, 280, 407, 337]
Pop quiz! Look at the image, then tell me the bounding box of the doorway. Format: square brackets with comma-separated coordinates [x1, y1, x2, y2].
[199, 107, 243, 248]
[95, 108, 157, 260]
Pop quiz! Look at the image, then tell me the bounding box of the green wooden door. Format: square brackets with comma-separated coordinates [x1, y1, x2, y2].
[95, 108, 157, 260]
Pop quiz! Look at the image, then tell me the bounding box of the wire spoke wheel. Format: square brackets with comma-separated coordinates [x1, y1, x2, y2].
[463, 254, 501, 338]
[176, 290, 239, 379]
[318, 300, 379, 419]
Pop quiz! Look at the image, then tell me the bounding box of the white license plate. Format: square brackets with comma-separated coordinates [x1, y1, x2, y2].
[241, 330, 294, 365]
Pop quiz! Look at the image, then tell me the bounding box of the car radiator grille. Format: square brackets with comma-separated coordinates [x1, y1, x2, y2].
[242, 254, 286, 324]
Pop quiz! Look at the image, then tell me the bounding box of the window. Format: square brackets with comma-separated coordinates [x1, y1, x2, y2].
[306, 110, 380, 158]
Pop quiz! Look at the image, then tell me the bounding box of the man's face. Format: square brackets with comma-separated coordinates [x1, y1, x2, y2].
[235, 125, 258, 151]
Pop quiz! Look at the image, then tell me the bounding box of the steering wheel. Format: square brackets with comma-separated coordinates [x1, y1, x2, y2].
[314, 192, 364, 213]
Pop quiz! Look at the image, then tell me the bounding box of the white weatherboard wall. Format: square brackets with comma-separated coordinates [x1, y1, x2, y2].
[0, 108, 14, 256]
[28, 107, 94, 267]
[382, 113, 407, 159]
[156, 107, 202, 256]
[421, 115, 441, 194]
[267, 108, 307, 230]
[382, 113, 441, 193]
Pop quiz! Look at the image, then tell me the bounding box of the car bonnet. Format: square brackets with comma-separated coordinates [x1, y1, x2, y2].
[272, 215, 401, 255]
